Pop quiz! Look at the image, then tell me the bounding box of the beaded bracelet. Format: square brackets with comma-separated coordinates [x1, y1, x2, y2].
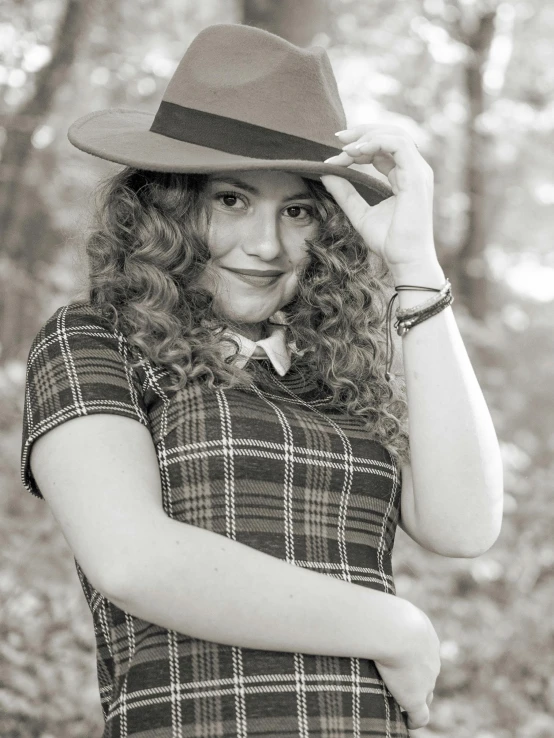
[395, 291, 454, 337]
[384, 277, 453, 382]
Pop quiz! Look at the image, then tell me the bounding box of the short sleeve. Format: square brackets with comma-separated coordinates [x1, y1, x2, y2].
[21, 303, 150, 500]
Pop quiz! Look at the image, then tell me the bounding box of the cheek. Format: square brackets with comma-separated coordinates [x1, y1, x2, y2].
[206, 217, 238, 258]
[289, 238, 311, 274]
[285, 276, 300, 300]
[282, 266, 304, 300]
[283, 239, 312, 297]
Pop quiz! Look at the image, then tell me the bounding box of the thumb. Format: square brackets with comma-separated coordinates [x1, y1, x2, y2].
[320, 175, 370, 229]
[320, 174, 384, 251]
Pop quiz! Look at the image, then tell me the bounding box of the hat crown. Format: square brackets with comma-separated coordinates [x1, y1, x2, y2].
[159, 24, 346, 147]
[67, 23, 393, 206]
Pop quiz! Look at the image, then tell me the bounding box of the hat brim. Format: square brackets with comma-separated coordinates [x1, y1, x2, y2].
[68, 108, 393, 206]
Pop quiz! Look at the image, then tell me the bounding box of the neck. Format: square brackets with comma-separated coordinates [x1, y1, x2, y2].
[231, 322, 265, 341]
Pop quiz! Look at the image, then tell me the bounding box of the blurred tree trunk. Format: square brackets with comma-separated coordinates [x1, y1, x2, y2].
[457, 8, 498, 320]
[241, 0, 328, 47]
[0, 0, 91, 362]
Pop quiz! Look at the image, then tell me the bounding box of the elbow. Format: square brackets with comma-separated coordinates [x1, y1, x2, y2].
[455, 492, 504, 558]
[415, 508, 503, 558]
[443, 537, 498, 558]
[420, 484, 504, 558]
[461, 523, 503, 557]
[425, 523, 503, 558]
[92, 559, 138, 607]
[422, 538, 498, 558]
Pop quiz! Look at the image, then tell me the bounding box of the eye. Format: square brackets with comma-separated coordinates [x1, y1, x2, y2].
[284, 205, 315, 221]
[215, 190, 248, 210]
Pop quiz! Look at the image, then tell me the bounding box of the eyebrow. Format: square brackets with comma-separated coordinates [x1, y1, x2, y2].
[208, 176, 314, 202]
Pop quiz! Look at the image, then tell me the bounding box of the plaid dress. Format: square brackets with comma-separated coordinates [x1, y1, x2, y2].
[21, 302, 409, 738]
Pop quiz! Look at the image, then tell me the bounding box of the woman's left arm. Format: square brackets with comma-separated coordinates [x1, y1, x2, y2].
[321, 124, 504, 558]
[387, 257, 503, 558]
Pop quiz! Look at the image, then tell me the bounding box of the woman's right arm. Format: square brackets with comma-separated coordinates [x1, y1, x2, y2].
[107, 499, 420, 663]
[30, 412, 439, 727]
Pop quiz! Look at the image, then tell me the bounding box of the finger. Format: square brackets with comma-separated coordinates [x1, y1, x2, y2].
[323, 151, 356, 166]
[406, 704, 430, 730]
[337, 125, 416, 146]
[339, 142, 396, 178]
[343, 131, 417, 155]
[341, 136, 417, 172]
[334, 124, 376, 144]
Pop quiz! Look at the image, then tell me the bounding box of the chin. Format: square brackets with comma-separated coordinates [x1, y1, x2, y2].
[225, 310, 273, 326]
[217, 300, 282, 325]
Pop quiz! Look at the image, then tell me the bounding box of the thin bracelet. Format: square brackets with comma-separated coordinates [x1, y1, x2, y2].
[395, 278, 451, 318]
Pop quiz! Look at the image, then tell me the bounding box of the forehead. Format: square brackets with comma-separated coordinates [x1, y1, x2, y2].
[206, 170, 312, 197]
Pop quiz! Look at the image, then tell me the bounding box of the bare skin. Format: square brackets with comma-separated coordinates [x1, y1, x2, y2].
[196, 170, 318, 340]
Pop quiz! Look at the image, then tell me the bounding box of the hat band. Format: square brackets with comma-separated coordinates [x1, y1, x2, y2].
[150, 101, 342, 162]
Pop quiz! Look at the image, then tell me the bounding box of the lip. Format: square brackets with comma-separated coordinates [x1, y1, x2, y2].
[222, 267, 283, 288]
[223, 267, 284, 276]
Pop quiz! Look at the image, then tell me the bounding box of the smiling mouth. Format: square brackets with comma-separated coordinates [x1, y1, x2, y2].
[222, 268, 283, 287]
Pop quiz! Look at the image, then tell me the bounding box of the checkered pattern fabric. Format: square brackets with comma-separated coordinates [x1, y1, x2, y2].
[21, 302, 409, 738]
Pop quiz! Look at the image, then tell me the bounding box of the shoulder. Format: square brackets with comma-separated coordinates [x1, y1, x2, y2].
[38, 301, 123, 341]
[29, 301, 142, 364]
[25, 301, 150, 398]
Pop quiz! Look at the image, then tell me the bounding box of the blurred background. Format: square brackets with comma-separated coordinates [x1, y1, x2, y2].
[1, 0, 553, 736]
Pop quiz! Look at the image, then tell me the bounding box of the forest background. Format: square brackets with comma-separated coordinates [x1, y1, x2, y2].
[1, 0, 553, 736]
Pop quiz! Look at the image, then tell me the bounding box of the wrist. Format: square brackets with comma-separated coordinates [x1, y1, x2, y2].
[374, 597, 428, 667]
[389, 258, 446, 311]
[390, 256, 445, 285]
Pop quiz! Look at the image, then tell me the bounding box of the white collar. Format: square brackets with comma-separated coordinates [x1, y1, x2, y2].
[219, 311, 302, 377]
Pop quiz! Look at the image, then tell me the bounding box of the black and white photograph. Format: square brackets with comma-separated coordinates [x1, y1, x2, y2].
[1, 1, 552, 736]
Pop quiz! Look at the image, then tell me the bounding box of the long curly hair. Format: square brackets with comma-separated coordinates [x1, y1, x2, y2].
[74, 167, 410, 467]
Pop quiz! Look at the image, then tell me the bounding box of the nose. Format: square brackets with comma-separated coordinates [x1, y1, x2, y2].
[242, 208, 282, 261]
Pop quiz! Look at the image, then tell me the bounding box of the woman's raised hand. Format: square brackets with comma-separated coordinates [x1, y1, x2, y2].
[321, 124, 438, 276]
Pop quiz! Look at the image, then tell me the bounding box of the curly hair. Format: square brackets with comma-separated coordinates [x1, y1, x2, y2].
[74, 167, 411, 467]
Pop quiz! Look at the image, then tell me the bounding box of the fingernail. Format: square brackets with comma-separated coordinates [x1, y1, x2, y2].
[334, 130, 347, 136]
[343, 143, 361, 152]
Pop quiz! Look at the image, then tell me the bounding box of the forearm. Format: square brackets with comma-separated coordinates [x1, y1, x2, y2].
[392, 257, 504, 555]
[109, 515, 415, 664]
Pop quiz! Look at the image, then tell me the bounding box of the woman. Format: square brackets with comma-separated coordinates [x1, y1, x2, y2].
[21, 23, 503, 738]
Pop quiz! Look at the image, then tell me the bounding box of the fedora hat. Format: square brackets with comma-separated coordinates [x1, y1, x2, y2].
[68, 23, 393, 206]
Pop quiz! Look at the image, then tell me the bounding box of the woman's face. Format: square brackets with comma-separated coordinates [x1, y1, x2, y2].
[197, 170, 319, 340]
